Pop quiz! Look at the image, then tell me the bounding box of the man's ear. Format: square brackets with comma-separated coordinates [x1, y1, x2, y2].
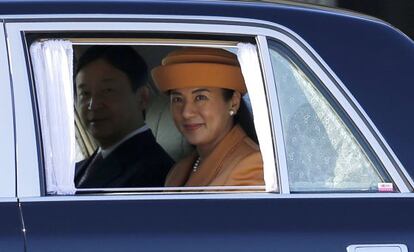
[136, 86, 150, 109]
[230, 91, 242, 113]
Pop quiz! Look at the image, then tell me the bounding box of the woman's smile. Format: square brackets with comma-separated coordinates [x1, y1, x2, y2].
[182, 123, 204, 131]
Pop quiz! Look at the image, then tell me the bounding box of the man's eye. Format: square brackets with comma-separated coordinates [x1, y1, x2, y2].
[103, 88, 114, 94]
[195, 95, 207, 101]
[78, 91, 90, 99]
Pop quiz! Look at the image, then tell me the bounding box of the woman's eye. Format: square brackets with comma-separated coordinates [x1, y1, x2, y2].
[195, 95, 207, 101]
[171, 96, 182, 103]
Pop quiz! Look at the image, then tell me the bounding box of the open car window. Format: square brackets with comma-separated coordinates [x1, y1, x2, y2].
[28, 37, 275, 195]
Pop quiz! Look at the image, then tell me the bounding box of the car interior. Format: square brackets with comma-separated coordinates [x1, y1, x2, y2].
[73, 44, 195, 162]
[73, 43, 258, 163]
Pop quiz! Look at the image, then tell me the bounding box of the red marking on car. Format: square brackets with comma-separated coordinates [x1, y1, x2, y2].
[378, 183, 394, 192]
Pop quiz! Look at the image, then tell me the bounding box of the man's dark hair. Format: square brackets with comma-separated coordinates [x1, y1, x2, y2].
[75, 45, 148, 91]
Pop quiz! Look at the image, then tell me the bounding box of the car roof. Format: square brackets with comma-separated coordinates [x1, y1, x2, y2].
[0, 0, 382, 21]
[1, 0, 414, 177]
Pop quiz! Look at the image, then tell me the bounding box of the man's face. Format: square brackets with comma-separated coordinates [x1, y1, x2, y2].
[76, 59, 146, 148]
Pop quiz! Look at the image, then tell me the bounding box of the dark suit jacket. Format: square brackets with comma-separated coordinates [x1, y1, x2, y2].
[75, 130, 174, 188]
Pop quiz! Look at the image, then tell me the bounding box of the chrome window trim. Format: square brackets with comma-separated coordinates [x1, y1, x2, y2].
[7, 19, 278, 197]
[0, 198, 18, 203]
[19, 192, 414, 203]
[6, 24, 41, 198]
[0, 21, 16, 198]
[5, 14, 411, 199]
[76, 186, 265, 192]
[256, 36, 290, 194]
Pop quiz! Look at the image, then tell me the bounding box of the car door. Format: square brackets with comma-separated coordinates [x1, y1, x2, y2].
[0, 197, 23, 252]
[7, 15, 414, 252]
[0, 21, 25, 251]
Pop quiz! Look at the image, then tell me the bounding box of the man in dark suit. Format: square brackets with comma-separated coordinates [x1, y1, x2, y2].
[74, 46, 174, 188]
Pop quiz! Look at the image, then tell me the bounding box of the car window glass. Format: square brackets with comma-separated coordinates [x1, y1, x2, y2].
[268, 41, 393, 192]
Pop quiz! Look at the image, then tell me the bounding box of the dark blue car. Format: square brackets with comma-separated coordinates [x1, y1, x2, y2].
[1, 0, 413, 251]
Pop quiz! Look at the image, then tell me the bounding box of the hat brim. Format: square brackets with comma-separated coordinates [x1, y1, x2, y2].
[152, 63, 247, 94]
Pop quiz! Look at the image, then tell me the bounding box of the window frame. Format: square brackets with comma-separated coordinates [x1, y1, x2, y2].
[267, 39, 396, 193]
[7, 18, 276, 197]
[0, 22, 16, 198]
[5, 14, 412, 199]
[263, 36, 413, 193]
[260, 37, 413, 194]
[258, 36, 413, 193]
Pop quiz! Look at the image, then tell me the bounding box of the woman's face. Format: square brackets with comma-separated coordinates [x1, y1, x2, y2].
[170, 87, 240, 152]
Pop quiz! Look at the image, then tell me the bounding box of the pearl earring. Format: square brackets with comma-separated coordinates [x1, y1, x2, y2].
[229, 109, 235, 116]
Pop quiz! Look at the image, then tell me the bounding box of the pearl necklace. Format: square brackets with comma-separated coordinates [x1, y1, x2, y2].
[192, 156, 201, 172]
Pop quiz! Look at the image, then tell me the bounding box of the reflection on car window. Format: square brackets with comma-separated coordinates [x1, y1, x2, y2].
[268, 41, 393, 192]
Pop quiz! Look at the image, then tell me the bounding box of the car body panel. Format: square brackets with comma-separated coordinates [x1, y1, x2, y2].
[0, 199, 24, 251]
[20, 195, 414, 251]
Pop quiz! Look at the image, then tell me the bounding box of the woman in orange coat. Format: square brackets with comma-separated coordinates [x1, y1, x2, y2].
[152, 47, 263, 187]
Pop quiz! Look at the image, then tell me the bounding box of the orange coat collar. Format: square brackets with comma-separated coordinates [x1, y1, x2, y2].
[165, 124, 247, 186]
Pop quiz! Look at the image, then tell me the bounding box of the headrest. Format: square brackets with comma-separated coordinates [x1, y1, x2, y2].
[151, 47, 247, 94]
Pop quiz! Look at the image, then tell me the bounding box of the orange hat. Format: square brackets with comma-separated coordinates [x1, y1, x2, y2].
[152, 47, 247, 94]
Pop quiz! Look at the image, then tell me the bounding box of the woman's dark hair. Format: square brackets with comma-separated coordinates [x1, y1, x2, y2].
[222, 88, 258, 143]
[75, 45, 148, 92]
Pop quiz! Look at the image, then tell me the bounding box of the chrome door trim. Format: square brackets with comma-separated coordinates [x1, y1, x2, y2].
[6, 14, 412, 197]
[0, 20, 16, 198]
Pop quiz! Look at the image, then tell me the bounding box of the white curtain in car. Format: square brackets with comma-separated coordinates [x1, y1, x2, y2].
[237, 43, 278, 192]
[30, 40, 76, 195]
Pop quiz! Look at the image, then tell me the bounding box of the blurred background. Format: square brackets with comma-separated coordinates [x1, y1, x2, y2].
[274, 0, 414, 40]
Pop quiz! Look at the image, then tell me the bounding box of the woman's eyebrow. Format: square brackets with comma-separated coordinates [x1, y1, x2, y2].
[170, 91, 182, 96]
[192, 88, 210, 94]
